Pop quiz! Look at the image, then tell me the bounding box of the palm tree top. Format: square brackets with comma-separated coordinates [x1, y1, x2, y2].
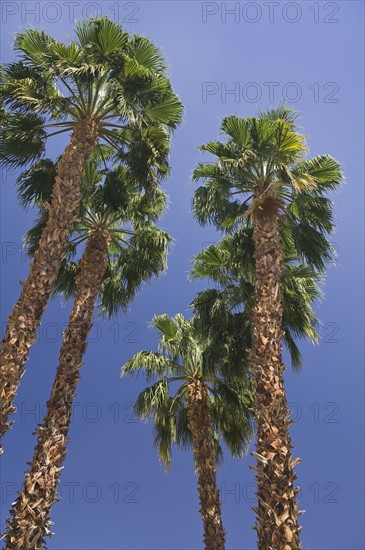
[192, 107, 343, 271]
[193, 108, 342, 208]
[190, 229, 323, 370]
[122, 313, 254, 467]
[21, 155, 172, 318]
[0, 16, 183, 168]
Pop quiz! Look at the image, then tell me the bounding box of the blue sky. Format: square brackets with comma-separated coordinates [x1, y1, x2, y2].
[0, 1, 364, 549]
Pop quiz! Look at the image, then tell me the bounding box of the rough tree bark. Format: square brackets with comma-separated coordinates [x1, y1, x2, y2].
[0, 118, 100, 453]
[251, 182, 302, 550]
[187, 378, 226, 550]
[4, 226, 110, 549]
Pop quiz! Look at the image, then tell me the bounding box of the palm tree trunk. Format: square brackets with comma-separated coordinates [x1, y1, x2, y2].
[251, 184, 302, 549]
[187, 378, 226, 550]
[4, 226, 110, 550]
[0, 118, 100, 453]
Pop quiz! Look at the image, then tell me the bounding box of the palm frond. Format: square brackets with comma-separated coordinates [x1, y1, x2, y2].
[122, 352, 179, 381]
[0, 111, 46, 168]
[17, 159, 56, 207]
[133, 378, 170, 418]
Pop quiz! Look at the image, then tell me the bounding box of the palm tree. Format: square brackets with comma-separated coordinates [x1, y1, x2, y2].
[0, 16, 183, 451]
[192, 107, 342, 549]
[4, 160, 171, 549]
[122, 314, 253, 550]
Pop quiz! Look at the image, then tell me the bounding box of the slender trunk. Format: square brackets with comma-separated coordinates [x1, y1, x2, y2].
[0, 118, 99, 453]
[187, 378, 226, 550]
[4, 226, 110, 550]
[251, 183, 302, 549]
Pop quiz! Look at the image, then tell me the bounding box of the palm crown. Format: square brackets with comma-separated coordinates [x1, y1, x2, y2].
[191, 224, 322, 370]
[0, 17, 183, 169]
[20, 154, 171, 317]
[122, 314, 253, 467]
[192, 107, 342, 271]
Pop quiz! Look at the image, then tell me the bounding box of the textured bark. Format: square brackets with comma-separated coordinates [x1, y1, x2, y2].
[4, 226, 110, 550]
[0, 118, 100, 453]
[251, 182, 302, 549]
[187, 379, 226, 550]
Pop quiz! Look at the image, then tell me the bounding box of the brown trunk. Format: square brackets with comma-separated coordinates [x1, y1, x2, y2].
[4, 226, 110, 550]
[251, 183, 302, 549]
[0, 118, 99, 453]
[187, 378, 226, 550]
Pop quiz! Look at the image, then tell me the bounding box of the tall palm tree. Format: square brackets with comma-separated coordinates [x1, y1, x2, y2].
[192, 107, 342, 549]
[4, 161, 171, 549]
[122, 314, 253, 550]
[0, 16, 183, 451]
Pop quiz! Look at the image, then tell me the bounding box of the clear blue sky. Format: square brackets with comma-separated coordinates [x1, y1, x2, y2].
[0, 2, 364, 549]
